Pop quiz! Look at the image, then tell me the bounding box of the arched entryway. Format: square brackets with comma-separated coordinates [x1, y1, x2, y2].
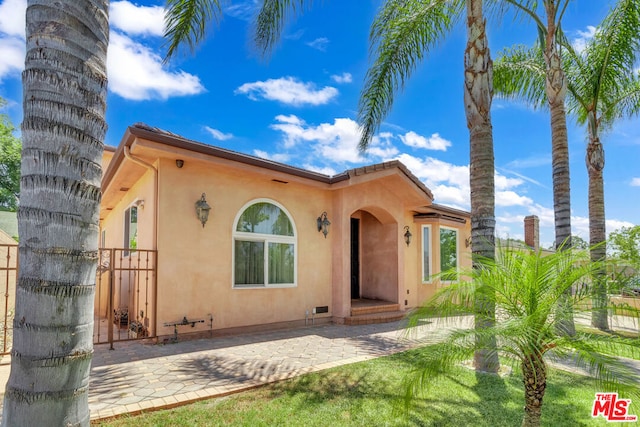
[350, 208, 398, 304]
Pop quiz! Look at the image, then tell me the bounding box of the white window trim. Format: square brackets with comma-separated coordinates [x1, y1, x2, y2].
[421, 225, 433, 284]
[232, 198, 298, 289]
[123, 204, 138, 257]
[439, 225, 459, 282]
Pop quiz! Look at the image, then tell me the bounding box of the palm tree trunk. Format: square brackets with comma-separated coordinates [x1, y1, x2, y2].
[521, 353, 547, 427]
[465, 0, 499, 374]
[2, 1, 109, 426]
[544, 36, 572, 248]
[587, 134, 608, 330]
[544, 3, 575, 336]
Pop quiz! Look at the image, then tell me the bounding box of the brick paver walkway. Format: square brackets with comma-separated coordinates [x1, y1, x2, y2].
[0, 314, 637, 422]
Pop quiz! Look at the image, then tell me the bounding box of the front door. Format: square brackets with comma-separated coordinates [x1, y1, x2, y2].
[350, 218, 360, 299]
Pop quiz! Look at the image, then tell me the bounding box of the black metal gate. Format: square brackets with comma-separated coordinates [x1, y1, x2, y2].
[94, 248, 157, 347]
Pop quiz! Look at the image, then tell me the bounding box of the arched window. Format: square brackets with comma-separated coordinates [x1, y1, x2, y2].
[233, 200, 297, 288]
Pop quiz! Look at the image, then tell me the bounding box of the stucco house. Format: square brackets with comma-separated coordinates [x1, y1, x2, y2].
[98, 124, 471, 341]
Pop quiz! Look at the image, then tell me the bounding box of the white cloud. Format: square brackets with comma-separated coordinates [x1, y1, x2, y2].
[270, 115, 363, 162]
[110, 1, 165, 37]
[0, 36, 24, 81]
[631, 177, 640, 186]
[571, 215, 590, 239]
[274, 114, 304, 125]
[498, 168, 544, 187]
[107, 32, 205, 100]
[0, 0, 25, 38]
[399, 131, 451, 151]
[496, 190, 533, 207]
[285, 29, 305, 41]
[306, 37, 329, 52]
[607, 219, 635, 234]
[572, 25, 596, 53]
[395, 153, 470, 207]
[303, 164, 337, 176]
[253, 149, 290, 163]
[0, 0, 25, 81]
[331, 72, 352, 84]
[495, 174, 524, 191]
[528, 204, 555, 228]
[236, 77, 338, 106]
[204, 126, 233, 141]
[505, 154, 551, 169]
[570, 216, 635, 240]
[367, 143, 399, 159]
[0, 0, 204, 100]
[224, 1, 260, 21]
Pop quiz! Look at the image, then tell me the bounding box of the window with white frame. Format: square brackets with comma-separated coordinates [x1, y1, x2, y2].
[123, 205, 138, 256]
[233, 200, 296, 288]
[440, 227, 458, 280]
[422, 225, 432, 282]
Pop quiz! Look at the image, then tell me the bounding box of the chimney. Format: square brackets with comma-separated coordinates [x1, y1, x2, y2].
[524, 215, 539, 251]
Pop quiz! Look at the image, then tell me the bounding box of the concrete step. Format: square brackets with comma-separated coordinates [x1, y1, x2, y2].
[351, 303, 400, 317]
[344, 310, 406, 326]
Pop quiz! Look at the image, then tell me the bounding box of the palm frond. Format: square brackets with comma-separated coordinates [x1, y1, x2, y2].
[493, 44, 547, 109]
[600, 73, 640, 129]
[500, 0, 546, 35]
[558, 31, 591, 116]
[401, 339, 476, 410]
[564, 0, 640, 126]
[163, 0, 224, 61]
[357, 0, 464, 151]
[403, 246, 640, 412]
[548, 338, 640, 401]
[253, 0, 309, 59]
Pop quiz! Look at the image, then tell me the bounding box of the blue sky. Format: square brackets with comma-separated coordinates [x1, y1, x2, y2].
[0, 0, 638, 248]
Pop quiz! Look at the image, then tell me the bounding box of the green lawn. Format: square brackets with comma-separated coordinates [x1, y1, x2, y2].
[95, 343, 638, 427]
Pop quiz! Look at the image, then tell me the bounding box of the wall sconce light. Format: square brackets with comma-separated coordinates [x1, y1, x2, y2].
[134, 199, 145, 208]
[465, 237, 472, 248]
[176, 159, 184, 168]
[317, 211, 331, 238]
[195, 193, 211, 227]
[403, 226, 412, 247]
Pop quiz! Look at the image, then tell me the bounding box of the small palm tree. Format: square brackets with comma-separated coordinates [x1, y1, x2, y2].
[404, 246, 640, 427]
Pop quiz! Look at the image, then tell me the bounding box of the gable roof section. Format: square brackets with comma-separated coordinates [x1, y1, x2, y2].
[347, 161, 433, 200]
[101, 123, 436, 213]
[102, 124, 349, 190]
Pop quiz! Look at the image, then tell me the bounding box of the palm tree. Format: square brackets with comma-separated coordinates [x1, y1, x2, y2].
[357, 0, 500, 372]
[462, 0, 500, 373]
[503, 0, 573, 251]
[497, 0, 576, 336]
[405, 246, 640, 427]
[165, 0, 500, 373]
[2, 1, 109, 426]
[564, 0, 640, 330]
[493, 0, 640, 330]
[254, 0, 500, 373]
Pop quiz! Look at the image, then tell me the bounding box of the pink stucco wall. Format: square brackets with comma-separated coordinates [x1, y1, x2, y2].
[99, 134, 472, 336]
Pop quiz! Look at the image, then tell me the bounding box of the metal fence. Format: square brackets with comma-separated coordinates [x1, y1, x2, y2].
[0, 245, 157, 356]
[94, 248, 157, 348]
[0, 244, 18, 356]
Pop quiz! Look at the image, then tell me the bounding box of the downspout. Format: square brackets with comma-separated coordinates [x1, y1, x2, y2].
[123, 146, 159, 339]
